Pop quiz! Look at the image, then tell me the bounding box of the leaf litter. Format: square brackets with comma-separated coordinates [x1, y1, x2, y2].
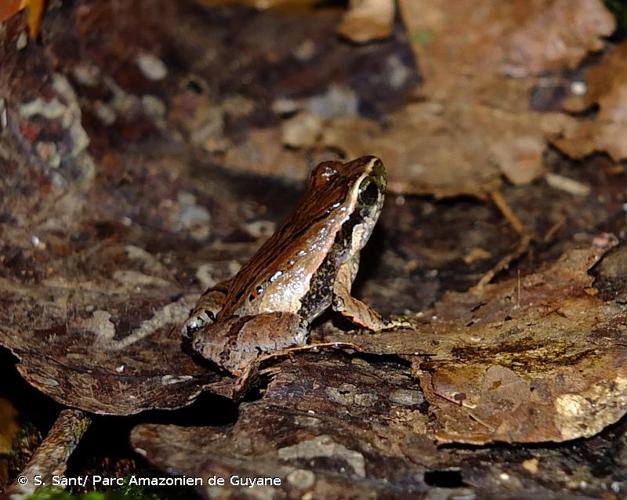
[0, 0, 626, 496]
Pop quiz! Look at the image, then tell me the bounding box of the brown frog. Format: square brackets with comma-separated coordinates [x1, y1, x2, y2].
[183, 156, 394, 375]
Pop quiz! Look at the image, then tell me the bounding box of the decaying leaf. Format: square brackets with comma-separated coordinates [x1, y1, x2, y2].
[0, 280, 234, 414]
[224, 126, 310, 181]
[320, 108, 502, 200]
[399, 0, 614, 96]
[131, 356, 440, 498]
[324, 237, 627, 444]
[0, 136, 246, 414]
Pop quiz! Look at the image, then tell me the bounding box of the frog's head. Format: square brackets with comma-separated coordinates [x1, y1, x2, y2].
[311, 155, 385, 213]
[309, 155, 386, 253]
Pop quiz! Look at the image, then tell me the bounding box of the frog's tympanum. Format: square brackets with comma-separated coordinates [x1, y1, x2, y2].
[183, 156, 392, 375]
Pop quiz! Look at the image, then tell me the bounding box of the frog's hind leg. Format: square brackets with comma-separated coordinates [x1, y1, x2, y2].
[192, 312, 310, 376]
[332, 254, 387, 331]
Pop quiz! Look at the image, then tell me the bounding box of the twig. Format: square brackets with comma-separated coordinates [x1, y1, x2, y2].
[543, 216, 566, 244]
[7, 409, 91, 499]
[473, 233, 531, 292]
[431, 389, 495, 431]
[472, 190, 532, 291]
[490, 189, 526, 236]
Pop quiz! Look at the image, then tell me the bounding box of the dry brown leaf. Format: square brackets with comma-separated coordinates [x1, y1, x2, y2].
[502, 0, 614, 77]
[399, 0, 614, 97]
[337, 0, 395, 44]
[0, 0, 46, 38]
[0, 138, 246, 414]
[322, 97, 565, 197]
[224, 127, 310, 180]
[552, 44, 627, 161]
[324, 0, 613, 196]
[0, 0, 24, 24]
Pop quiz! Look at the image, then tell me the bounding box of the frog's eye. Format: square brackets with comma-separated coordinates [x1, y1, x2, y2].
[358, 177, 380, 206]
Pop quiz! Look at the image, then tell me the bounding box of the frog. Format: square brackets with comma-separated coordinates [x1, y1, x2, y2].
[183, 156, 394, 376]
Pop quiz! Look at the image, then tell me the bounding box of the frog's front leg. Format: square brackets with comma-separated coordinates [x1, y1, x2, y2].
[191, 312, 309, 376]
[332, 254, 407, 331]
[331, 253, 389, 330]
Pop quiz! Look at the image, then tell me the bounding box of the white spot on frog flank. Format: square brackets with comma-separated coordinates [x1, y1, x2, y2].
[72, 63, 101, 87]
[570, 80, 587, 96]
[135, 53, 168, 81]
[270, 271, 283, 282]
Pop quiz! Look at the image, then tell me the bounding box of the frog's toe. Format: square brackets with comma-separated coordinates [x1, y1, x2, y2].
[182, 310, 216, 338]
[382, 316, 413, 330]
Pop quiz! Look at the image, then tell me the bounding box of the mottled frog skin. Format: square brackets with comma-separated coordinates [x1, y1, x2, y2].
[184, 156, 390, 375]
